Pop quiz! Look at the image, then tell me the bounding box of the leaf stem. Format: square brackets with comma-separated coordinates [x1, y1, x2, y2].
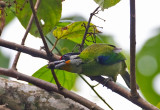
[50, 39, 59, 52]
[45, 36, 62, 56]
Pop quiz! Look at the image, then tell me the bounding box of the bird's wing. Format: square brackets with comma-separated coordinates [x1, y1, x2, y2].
[97, 50, 126, 65]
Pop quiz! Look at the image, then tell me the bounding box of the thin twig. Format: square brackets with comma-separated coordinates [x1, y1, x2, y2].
[51, 69, 63, 90]
[79, 75, 113, 110]
[50, 39, 59, 52]
[130, 0, 139, 97]
[79, 6, 100, 52]
[29, 0, 62, 89]
[29, 0, 51, 58]
[45, 36, 62, 56]
[12, 0, 41, 70]
[94, 15, 106, 22]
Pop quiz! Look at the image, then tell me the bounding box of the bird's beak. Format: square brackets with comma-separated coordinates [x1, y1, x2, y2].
[48, 60, 66, 69]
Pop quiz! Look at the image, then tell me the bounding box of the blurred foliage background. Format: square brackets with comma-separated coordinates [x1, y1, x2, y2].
[0, 0, 160, 109]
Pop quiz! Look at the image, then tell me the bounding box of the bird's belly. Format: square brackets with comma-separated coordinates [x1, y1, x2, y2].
[81, 62, 123, 77]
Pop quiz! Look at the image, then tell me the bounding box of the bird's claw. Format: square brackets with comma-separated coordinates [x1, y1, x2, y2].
[102, 77, 113, 87]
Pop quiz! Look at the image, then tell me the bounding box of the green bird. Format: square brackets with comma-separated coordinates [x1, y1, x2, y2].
[49, 43, 131, 88]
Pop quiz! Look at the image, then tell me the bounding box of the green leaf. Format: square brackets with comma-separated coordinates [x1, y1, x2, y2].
[3, 7, 15, 25]
[48, 16, 114, 54]
[11, 0, 61, 37]
[0, 1, 15, 26]
[94, 0, 121, 10]
[0, 50, 10, 78]
[156, 102, 160, 109]
[32, 65, 77, 90]
[46, 32, 78, 55]
[136, 33, 160, 105]
[53, 21, 100, 45]
[0, 50, 9, 68]
[5, 10, 15, 25]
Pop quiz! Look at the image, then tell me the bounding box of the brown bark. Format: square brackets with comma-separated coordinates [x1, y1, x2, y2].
[0, 77, 88, 110]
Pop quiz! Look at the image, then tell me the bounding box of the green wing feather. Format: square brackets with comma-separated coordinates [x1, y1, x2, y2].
[80, 43, 126, 65]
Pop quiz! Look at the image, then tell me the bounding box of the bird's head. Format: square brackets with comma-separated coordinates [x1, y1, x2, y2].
[59, 52, 80, 60]
[48, 53, 82, 73]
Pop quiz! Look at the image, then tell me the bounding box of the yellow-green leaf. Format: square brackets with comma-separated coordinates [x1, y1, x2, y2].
[156, 102, 160, 109]
[53, 21, 100, 45]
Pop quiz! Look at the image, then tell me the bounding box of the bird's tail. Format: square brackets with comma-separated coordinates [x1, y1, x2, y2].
[121, 71, 139, 89]
[121, 71, 131, 88]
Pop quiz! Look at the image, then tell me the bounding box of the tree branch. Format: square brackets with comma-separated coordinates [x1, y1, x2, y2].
[0, 77, 89, 110]
[0, 68, 103, 110]
[89, 76, 159, 110]
[0, 38, 60, 61]
[130, 0, 138, 96]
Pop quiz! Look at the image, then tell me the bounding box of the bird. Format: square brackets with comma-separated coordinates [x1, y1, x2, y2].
[49, 43, 131, 88]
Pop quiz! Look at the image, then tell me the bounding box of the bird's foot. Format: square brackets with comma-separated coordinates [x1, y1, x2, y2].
[89, 76, 113, 87]
[102, 77, 113, 87]
[89, 76, 102, 80]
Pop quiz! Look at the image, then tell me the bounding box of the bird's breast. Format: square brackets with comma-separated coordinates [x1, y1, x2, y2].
[81, 60, 123, 77]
